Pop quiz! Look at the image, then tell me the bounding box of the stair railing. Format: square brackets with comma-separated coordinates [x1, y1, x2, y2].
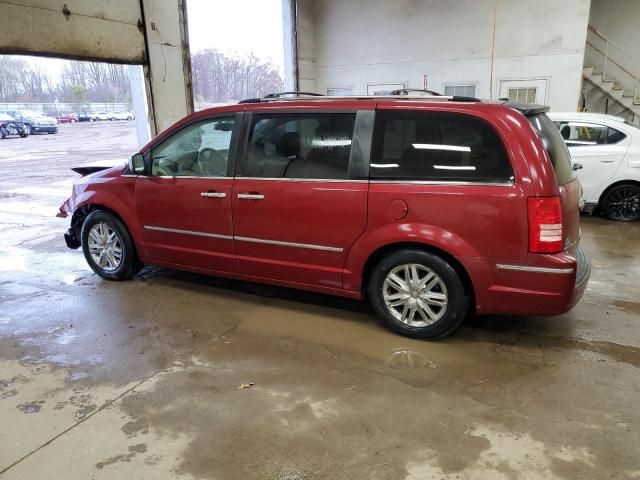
[586, 24, 639, 104]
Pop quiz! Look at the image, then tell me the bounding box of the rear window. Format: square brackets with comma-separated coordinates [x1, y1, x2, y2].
[371, 110, 513, 183]
[527, 113, 574, 185]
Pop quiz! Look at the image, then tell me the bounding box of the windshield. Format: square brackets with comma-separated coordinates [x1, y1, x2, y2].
[527, 113, 574, 185]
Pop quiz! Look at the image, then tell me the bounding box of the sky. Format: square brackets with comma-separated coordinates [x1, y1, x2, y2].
[187, 0, 285, 74]
[8, 0, 285, 80]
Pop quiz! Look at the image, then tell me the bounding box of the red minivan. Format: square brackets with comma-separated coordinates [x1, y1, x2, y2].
[59, 93, 590, 339]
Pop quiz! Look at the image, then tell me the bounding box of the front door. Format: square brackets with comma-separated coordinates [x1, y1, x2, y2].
[232, 110, 370, 290]
[556, 120, 630, 201]
[135, 114, 239, 273]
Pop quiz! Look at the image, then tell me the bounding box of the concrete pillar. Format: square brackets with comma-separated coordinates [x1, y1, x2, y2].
[140, 0, 194, 134]
[282, 0, 297, 91]
[296, 0, 317, 92]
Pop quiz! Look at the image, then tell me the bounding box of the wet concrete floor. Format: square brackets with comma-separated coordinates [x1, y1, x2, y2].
[0, 122, 639, 479]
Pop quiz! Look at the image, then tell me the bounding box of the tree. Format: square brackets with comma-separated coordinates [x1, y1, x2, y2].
[191, 49, 283, 105]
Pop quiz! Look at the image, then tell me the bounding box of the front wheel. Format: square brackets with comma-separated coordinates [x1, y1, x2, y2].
[81, 211, 141, 280]
[601, 184, 640, 221]
[24, 124, 32, 135]
[368, 250, 469, 339]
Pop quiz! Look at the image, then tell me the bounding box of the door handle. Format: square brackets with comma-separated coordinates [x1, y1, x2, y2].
[201, 191, 226, 198]
[600, 159, 616, 163]
[237, 193, 265, 200]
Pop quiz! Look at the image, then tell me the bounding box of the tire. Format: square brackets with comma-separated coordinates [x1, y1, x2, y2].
[127, 116, 132, 121]
[601, 183, 640, 222]
[0, 128, 6, 139]
[81, 211, 141, 280]
[24, 124, 32, 135]
[368, 249, 469, 339]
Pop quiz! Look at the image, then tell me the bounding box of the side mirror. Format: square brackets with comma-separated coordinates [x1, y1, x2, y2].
[129, 153, 145, 174]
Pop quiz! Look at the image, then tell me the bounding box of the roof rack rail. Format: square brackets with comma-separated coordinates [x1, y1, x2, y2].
[390, 88, 442, 96]
[239, 91, 325, 104]
[237, 93, 482, 104]
[264, 91, 325, 98]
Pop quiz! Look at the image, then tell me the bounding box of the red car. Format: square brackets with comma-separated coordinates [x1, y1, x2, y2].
[57, 113, 79, 123]
[59, 93, 590, 339]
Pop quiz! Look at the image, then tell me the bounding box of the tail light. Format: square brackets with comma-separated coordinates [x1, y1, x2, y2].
[527, 196, 563, 253]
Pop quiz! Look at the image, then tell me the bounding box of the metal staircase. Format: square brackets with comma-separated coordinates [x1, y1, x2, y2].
[583, 24, 640, 124]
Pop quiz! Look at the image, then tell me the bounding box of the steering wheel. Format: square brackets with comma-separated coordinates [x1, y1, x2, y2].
[197, 148, 227, 176]
[155, 158, 179, 177]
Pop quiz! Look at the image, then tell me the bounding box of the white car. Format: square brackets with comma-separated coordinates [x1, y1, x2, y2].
[109, 111, 134, 121]
[548, 112, 640, 221]
[93, 111, 110, 121]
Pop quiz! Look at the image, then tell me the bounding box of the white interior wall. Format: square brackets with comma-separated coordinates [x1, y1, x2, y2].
[589, 0, 640, 60]
[302, 0, 590, 111]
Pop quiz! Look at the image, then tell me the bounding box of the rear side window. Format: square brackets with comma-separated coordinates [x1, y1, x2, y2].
[239, 112, 356, 180]
[371, 110, 513, 183]
[528, 114, 574, 185]
[555, 121, 627, 146]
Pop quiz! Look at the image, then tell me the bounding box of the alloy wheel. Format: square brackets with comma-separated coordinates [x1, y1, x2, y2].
[605, 186, 640, 221]
[87, 222, 123, 272]
[382, 263, 448, 327]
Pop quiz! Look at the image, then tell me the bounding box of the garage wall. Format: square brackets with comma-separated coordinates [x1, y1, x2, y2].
[300, 0, 590, 110]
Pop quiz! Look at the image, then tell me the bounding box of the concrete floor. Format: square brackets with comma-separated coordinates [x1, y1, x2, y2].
[0, 122, 639, 479]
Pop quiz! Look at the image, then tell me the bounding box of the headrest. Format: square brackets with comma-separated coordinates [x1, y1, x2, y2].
[278, 132, 300, 158]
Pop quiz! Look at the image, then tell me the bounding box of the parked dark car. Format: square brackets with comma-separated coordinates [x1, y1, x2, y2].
[78, 112, 96, 122]
[0, 113, 28, 139]
[59, 92, 590, 339]
[6, 110, 58, 134]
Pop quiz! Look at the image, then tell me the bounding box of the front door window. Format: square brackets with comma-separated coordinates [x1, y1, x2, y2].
[150, 117, 235, 177]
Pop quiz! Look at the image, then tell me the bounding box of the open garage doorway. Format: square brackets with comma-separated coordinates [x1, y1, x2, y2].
[186, 0, 287, 108]
[0, 54, 147, 282]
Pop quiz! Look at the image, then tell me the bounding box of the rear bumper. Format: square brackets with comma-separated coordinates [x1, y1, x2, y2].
[463, 246, 591, 316]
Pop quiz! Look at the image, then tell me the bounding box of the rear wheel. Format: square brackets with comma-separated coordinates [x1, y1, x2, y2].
[601, 184, 640, 221]
[81, 211, 141, 280]
[368, 249, 469, 339]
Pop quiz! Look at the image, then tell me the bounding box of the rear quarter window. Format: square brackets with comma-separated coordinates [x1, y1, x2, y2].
[371, 110, 513, 183]
[528, 113, 574, 185]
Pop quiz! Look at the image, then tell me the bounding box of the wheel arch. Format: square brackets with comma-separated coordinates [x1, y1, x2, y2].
[71, 204, 141, 257]
[360, 241, 475, 308]
[598, 179, 640, 206]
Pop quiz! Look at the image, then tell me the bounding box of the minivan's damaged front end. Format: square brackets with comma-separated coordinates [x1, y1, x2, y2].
[58, 164, 137, 251]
